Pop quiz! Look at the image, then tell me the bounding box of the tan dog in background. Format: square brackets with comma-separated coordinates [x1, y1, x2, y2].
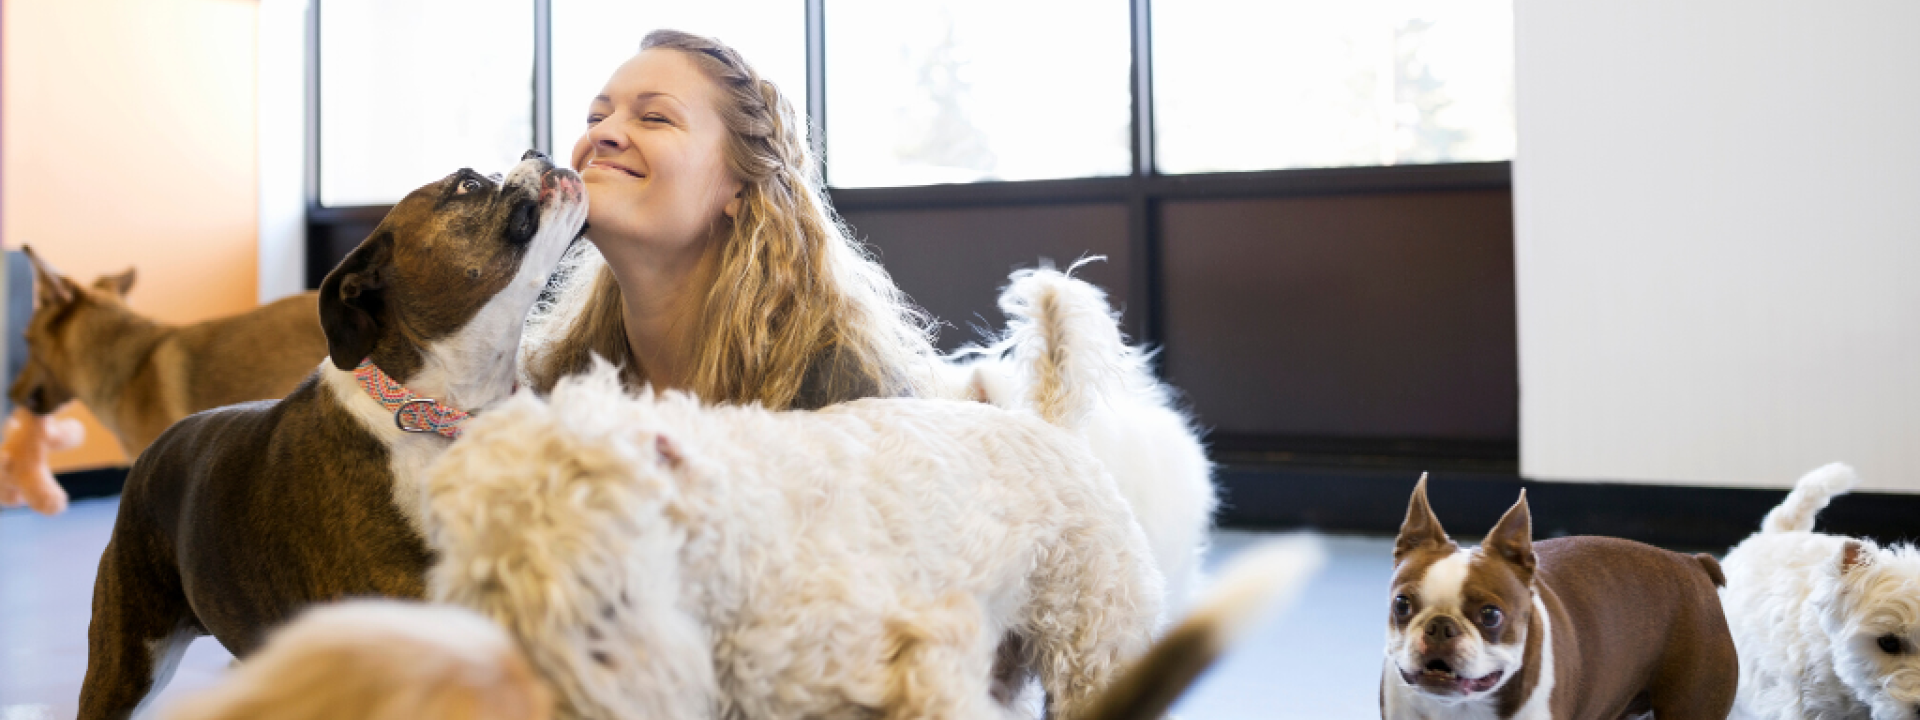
[9, 246, 327, 457]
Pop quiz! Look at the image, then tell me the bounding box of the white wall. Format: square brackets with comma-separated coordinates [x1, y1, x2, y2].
[1514, 1, 1920, 491]
[258, 0, 307, 304]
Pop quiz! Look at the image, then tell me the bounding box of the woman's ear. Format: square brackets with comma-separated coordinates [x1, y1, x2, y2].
[724, 183, 745, 219]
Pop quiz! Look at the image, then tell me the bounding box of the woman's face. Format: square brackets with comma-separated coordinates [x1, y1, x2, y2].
[571, 49, 742, 257]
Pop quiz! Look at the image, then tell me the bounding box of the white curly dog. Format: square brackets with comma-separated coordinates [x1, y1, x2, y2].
[1722, 462, 1920, 720]
[421, 363, 1163, 720]
[935, 264, 1217, 612]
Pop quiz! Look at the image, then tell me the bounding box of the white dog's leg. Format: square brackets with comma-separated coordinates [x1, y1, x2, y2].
[1022, 536, 1161, 720]
[879, 593, 1005, 720]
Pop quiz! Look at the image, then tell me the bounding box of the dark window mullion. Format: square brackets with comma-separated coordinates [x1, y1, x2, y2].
[1129, 0, 1155, 179]
[305, 0, 322, 211]
[533, 0, 552, 156]
[1127, 0, 1160, 351]
[806, 0, 828, 182]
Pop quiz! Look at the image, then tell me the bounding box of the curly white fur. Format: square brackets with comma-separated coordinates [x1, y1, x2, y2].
[1723, 463, 1920, 720]
[423, 362, 1163, 720]
[933, 262, 1216, 611]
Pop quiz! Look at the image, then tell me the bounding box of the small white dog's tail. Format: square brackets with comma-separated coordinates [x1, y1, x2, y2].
[1079, 536, 1326, 720]
[1761, 462, 1860, 534]
[998, 260, 1157, 430]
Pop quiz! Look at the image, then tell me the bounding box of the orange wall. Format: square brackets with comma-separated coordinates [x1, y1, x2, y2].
[4, 0, 260, 469]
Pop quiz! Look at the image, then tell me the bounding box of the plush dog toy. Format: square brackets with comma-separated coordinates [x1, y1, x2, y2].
[0, 405, 85, 515]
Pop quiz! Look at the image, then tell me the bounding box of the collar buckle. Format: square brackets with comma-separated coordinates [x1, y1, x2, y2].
[394, 398, 442, 434]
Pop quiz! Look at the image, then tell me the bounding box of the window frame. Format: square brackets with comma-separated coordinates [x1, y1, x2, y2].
[306, 0, 1511, 338]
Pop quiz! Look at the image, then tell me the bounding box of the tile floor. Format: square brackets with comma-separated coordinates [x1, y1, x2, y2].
[0, 499, 1395, 719]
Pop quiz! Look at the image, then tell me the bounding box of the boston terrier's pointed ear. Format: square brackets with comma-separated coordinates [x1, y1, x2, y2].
[318, 232, 395, 371]
[21, 245, 78, 308]
[1395, 474, 1453, 564]
[1485, 490, 1537, 578]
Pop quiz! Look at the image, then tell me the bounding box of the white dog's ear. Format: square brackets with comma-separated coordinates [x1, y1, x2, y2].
[1484, 491, 1536, 580]
[654, 434, 683, 469]
[1395, 474, 1452, 563]
[966, 370, 991, 403]
[1839, 540, 1875, 575]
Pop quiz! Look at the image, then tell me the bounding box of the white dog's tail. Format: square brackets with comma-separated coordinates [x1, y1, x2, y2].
[1078, 537, 1325, 720]
[1761, 462, 1860, 534]
[998, 260, 1157, 430]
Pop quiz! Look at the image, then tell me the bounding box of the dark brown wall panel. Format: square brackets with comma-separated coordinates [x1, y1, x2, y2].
[842, 204, 1131, 350]
[1160, 191, 1516, 441]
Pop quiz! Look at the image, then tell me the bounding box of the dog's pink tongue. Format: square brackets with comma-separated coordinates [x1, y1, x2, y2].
[1460, 671, 1503, 693]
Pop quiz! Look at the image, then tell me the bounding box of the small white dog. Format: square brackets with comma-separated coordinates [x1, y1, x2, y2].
[1722, 462, 1920, 720]
[935, 264, 1217, 611]
[423, 363, 1163, 720]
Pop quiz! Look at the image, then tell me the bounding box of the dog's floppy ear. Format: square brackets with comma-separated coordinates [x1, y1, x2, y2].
[318, 232, 395, 371]
[21, 246, 77, 308]
[1394, 474, 1452, 564]
[1484, 490, 1536, 579]
[94, 267, 136, 297]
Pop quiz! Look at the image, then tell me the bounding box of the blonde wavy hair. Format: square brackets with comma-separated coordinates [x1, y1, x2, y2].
[524, 30, 934, 409]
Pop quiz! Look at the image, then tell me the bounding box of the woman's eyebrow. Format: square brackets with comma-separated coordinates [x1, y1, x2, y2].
[632, 91, 686, 108]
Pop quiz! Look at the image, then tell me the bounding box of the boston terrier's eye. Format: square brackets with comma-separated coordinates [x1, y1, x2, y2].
[1392, 595, 1413, 620]
[1479, 605, 1504, 628]
[1878, 634, 1904, 654]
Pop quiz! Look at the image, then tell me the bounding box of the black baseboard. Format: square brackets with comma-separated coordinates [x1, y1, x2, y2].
[58, 466, 129, 503]
[40, 461, 1920, 553]
[1216, 463, 1920, 552]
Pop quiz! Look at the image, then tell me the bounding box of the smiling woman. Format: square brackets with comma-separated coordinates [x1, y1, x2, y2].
[522, 30, 936, 411]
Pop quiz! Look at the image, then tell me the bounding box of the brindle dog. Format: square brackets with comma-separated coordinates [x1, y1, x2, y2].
[76, 151, 587, 720]
[10, 249, 326, 457]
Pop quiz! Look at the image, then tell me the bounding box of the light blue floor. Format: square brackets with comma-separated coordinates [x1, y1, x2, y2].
[0, 500, 1393, 719]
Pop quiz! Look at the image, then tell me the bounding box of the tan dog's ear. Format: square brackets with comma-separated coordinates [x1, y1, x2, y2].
[1394, 474, 1452, 563]
[94, 267, 136, 297]
[1484, 490, 1536, 579]
[318, 232, 394, 371]
[21, 246, 77, 308]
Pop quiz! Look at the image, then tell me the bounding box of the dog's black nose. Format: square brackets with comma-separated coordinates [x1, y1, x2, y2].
[1425, 616, 1462, 640]
[522, 149, 549, 162]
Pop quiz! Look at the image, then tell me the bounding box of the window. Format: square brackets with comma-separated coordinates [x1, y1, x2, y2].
[1153, 0, 1515, 174]
[823, 0, 1133, 188]
[312, 1, 1515, 199]
[548, 0, 807, 158]
[318, 0, 534, 207]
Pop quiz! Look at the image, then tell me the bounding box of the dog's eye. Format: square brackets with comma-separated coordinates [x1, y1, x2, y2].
[457, 178, 483, 195]
[1392, 595, 1413, 620]
[1479, 605, 1503, 628]
[1879, 634, 1904, 654]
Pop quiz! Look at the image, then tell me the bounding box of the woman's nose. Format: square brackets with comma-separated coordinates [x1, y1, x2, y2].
[585, 117, 628, 153]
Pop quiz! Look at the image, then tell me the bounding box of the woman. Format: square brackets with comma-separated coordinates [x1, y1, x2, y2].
[525, 30, 934, 410]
